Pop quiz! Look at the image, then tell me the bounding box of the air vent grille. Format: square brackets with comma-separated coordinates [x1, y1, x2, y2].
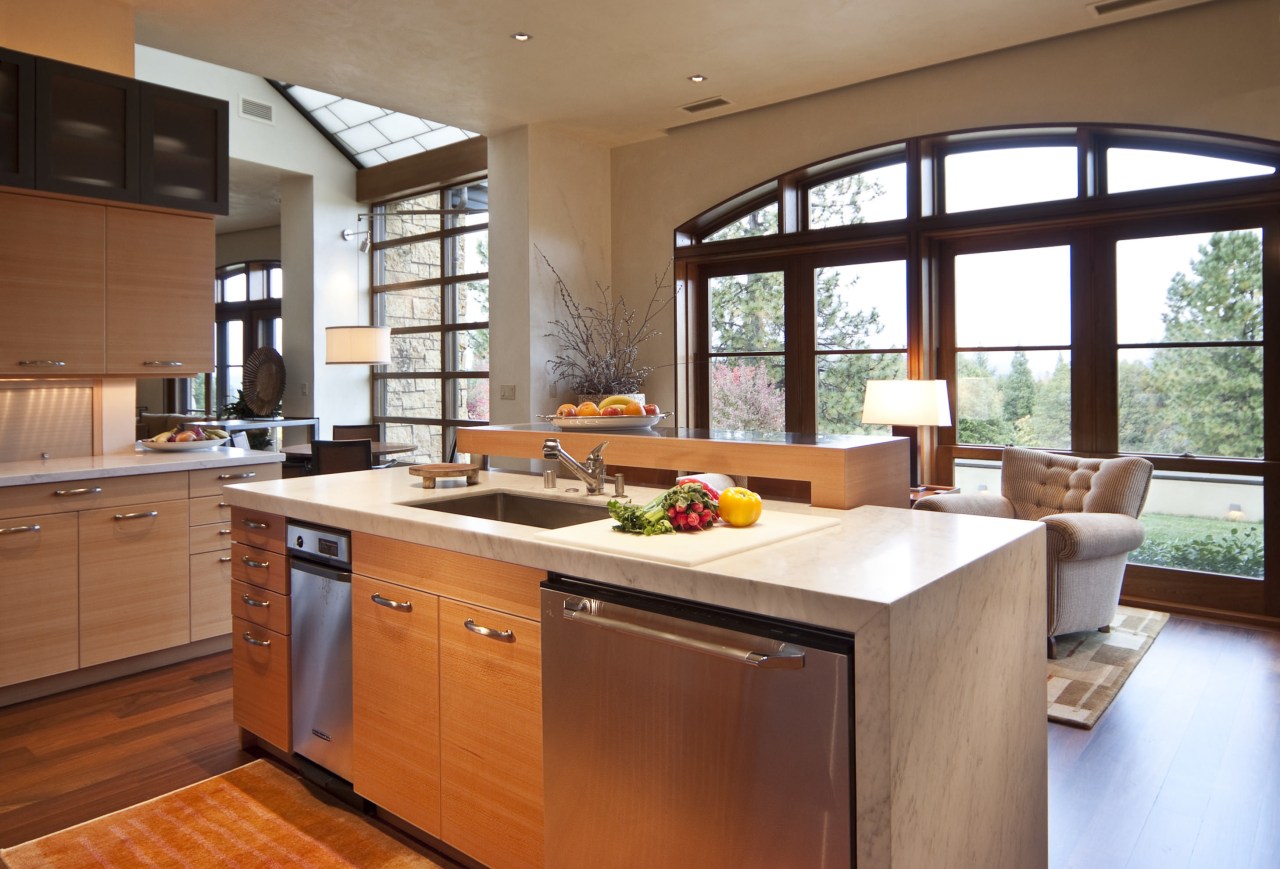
[239, 96, 274, 124]
[680, 96, 731, 114]
[1087, 0, 1211, 16]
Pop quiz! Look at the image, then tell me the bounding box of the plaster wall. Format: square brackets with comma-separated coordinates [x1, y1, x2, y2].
[216, 226, 283, 267]
[609, 0, 1280, 415]
[0, 0, 134, 75]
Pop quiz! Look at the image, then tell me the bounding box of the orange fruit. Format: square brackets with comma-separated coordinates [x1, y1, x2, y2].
[622, 400, 644, 416]
[556, 403, 578, 417]
[576, 401, 600, 416]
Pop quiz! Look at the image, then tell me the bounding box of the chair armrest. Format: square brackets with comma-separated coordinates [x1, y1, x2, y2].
[912, 493, 1015, 518]
[1041, 512, 1146, 561]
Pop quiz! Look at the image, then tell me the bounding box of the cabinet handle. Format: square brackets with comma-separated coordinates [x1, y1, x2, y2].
[115, 510, 158, 521]
[54, 486, 103, 497]
[18, 360, 66, 367]
[241, 555, 270, 569]
[222, 472, 257, 481]
[0, 524, 40, 535]
[240, 518, 268, 528]
[143, 360, 184, 367]
[218, 528, 233, 535]
[219, 556, 232, 563]
[241, 593, 270, 608]
[464, 618, 515, 643]
[371, 593, 413, 612]
[218, 501, 230, 508]
[241, 631, 271, 647]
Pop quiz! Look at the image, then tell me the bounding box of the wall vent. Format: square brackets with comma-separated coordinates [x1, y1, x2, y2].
[1087, 0, 1212, 17]
[239, 96, 275, 124]
[680, 96, 731, 114]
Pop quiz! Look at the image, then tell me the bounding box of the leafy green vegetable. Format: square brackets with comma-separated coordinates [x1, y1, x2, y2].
[608, 482, 720, 535]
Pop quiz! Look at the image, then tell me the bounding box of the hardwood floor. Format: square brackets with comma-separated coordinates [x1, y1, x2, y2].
[1, 617, 1277, 866]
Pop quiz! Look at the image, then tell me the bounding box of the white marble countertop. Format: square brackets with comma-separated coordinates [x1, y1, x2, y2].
[222, 468, 1042, 635]
[0, 447, 285, 487]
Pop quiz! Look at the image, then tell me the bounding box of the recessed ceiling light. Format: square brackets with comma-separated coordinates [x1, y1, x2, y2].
[511, 32, 532, 42]
[688, 74, 707, 83]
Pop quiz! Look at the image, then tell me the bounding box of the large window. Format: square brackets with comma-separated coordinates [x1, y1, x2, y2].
[678, 125, 1280, 619]
[198, 261, 281, 414]
[371, 179, 489, 463]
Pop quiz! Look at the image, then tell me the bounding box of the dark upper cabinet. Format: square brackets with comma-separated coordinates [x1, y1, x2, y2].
[2, 48, 227, 214]
[140, 82, 229, 215]
[35, 58, 140, 203]
[0, 47, 35, 188]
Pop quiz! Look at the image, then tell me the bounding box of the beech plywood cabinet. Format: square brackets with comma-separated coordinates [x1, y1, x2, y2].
[230, 507, 291, 752]
[0, 512, 78, 686]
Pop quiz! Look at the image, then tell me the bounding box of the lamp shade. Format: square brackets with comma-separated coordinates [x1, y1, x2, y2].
[325, 326, 391, 365]
[861, 380, 952, 427]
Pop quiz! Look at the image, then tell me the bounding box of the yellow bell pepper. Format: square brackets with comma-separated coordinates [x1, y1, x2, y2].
[717, 487, 762, 528]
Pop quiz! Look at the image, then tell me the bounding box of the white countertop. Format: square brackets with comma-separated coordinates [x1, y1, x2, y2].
[0, 447, 285, 487]
[222, 468, 1042, 635]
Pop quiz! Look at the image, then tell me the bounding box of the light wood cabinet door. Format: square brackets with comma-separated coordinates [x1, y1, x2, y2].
[190, 549, 233, 641]
[0, 191, 105, 374]
[105, 207, 213, 374]
[352, 574, 442, 839]
[439, 598, 544, 869]
[0, 513, 78, 687]
[232, 616, 291, 751]
[78, 498, 190, 667]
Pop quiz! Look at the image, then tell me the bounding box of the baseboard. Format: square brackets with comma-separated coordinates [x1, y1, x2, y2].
[1120, 595, 1280, 632]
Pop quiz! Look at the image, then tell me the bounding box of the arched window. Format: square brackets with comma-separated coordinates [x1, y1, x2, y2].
[676, 124, 1280, 616]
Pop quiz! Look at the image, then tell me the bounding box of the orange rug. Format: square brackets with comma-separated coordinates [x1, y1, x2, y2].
[1047, 605, 1168, 729]
[0, 760, 452, 868]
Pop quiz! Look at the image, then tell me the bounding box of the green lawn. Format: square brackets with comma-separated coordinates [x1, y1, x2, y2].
[1132, 512, 1264, 578]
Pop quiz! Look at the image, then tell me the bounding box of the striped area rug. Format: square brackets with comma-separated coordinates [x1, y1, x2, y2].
[1047, 605, 1169, 729]
[0, 759, 453, 868]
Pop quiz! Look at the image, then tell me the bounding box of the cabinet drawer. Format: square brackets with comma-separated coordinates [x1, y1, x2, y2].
[190, 462, 280, 498]
[0, 512, 79, 688]
[189, 493, 232, 527]
[353, 533, 545, 621]
[230, 507, 286, 553]
[231, 616, 291, 752]
[191, 550, 233, 641]
[189, 520, 232, 554]
[232, 578, 290, 635]
[0, 471, 188, 521]
[231, 541, 288, 594]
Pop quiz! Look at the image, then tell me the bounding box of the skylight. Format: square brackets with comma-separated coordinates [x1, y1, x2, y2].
[272, 82, 478, 168]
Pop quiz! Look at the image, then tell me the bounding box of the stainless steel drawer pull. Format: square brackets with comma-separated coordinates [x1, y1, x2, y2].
[218, 528, 233, 535]
[371, 593, 413, 612]
[143, 360, 184, 367]
[218, 501, 230, 508]
[219, 556, 232, 563]
[115, 510, 159, 521]
[241, 556, 270, 568]
[54, 486, 103, 497]
[464, 618, 515, 642]
[18, 359, 66, 367]
[221, 472, 257, 481]
[0, 524, 40, 535]
[241, 593, 270, 608]
[562, 598, 805, 669]
[241, 518, 268, 528]
[241, 631, 271, 647]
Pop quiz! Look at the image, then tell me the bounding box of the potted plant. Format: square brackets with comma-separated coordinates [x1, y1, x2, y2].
[543, 253, 675, 403]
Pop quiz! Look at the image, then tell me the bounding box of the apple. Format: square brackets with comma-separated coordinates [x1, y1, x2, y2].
[556, 403, 578, 417]
[643, 403, 660, 416]
[601, 405, 624, 416]
[174, 430, 198, 442]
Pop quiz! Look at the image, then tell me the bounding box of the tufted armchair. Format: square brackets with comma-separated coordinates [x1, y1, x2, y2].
[913, 447, 1153, 658]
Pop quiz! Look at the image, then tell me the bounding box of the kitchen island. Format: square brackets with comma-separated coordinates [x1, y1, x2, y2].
[223, 465, 1048, 869]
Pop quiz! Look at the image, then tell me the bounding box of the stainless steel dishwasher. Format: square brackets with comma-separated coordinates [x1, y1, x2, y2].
[541, 575, 854, 869]
[287, 520, 353, 782]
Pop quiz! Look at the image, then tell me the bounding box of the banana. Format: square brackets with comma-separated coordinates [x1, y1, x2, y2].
[149, 429, 176, 443]
[203, 428, 229, 439]
[598, 395, 635, 409]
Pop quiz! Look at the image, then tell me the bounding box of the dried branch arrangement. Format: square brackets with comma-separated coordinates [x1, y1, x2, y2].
[543, 253, 675, 395]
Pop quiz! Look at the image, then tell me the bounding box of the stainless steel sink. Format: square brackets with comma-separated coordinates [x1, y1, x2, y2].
[408, 491, 610, 529]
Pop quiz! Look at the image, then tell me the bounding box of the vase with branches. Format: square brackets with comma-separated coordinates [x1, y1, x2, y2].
[543, 253, 675, 398]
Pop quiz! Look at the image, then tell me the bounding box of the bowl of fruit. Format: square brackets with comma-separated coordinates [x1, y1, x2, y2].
[138, 425, 230, 451]
[540, 395, 668, 430]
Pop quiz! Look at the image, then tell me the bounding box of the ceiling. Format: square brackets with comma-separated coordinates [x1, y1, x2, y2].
[127, 0, 1215, 231]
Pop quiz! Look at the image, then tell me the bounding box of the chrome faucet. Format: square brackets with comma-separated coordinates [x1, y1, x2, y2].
[543, 438, 610, 495]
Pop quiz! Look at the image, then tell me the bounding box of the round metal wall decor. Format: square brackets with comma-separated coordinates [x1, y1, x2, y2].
[242, 347, 286, 416]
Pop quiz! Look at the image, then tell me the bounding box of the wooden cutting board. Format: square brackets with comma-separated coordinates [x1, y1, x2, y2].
[533, 510, 840, 567]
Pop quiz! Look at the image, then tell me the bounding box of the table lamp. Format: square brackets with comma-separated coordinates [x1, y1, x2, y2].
[861, 379, 952, 490]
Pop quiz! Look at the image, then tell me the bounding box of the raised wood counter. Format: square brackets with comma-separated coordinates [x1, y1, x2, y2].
[457, 423, 909, 509]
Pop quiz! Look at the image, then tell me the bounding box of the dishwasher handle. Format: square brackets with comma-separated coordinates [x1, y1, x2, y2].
[562, 597, 804, 669]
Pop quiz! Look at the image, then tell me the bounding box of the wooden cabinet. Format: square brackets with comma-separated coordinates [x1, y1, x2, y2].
[352, 533, 545, 868]
[139, 82, 228, 214]
[189, 494, 232, 642]
[34, 57, 138, 202]
[230, 507, 291, 751]
[78, 495, 190, 668]
[439, 598, 544, 869]
[0, 191, 105, 374]
[0, 512, 78, 687]
[106, 207, 213, 374]
[0, 46, 35, 188]
[352, 574, 442, 838]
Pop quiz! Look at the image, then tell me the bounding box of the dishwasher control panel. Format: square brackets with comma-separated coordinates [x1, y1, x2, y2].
[286, 520, 351, 569]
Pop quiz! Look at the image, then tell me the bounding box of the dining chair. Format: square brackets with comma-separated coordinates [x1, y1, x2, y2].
[332, 424, 381, 441]
[310, 439, 374, 475]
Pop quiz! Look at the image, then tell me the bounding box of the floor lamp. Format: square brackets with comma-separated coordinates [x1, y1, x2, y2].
[861, 380, 952, 490]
